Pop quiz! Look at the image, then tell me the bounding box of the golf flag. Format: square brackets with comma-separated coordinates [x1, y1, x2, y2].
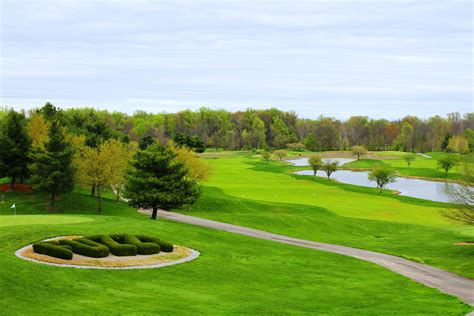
[11, 204, 15, 209]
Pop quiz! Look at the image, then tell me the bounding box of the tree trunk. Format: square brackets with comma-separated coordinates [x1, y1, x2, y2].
[151, 207, 158, 220]
[91, 184, 96, 196]
[51, 191, 56, 207]
[98, 194, 102, 214]
[10, 175, 16, 191]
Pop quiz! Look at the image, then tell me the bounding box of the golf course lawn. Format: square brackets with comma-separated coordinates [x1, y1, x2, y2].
[0, 152, 473, 314]
[186, 154, 474, 279]
[0, 212, 471, 315]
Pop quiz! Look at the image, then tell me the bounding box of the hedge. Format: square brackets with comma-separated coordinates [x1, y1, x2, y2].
[32, 234, 174, 259]
[100, 235, 137, 256]
[59, 238, 109, 258]
[32, 241, 73, 260]
[136, 235, 174, 253]
[124, 234, 160, 255]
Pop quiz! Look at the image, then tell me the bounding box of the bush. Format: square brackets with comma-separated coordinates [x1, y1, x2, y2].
[124, 234, 160, 255]
[59, 238, 109, 258]
[287, 143, 305, 151]
[137, 235, 174, 253]
[100, 235, 137, 256]
[32, 241, 73, 260]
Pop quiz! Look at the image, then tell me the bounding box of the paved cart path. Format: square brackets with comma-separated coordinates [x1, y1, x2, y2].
[152, 210, 474, 307]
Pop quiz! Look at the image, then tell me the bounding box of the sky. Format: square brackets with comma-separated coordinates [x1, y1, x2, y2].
[0, 0, 472, 119]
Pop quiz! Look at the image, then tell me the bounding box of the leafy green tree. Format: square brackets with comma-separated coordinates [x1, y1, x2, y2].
[322, 161, 339, 179]
[261, 150, 272, 163]
[399, 122, 414, 152]
[448, 135, 469, 155]
[124, 145, 201, 220]
[30, 120, 75, 207]
[308, 155, 322, 175]
[138, 135, 156, 150]
[368, 164, 397, 192]
[437, 155, 458, 175]
[403, 154, 416, 168]
[441, 133, 451, 152]
[351, 145, 367, 160]
[0, 110, 32, 189]
[273, 150, 288, 160]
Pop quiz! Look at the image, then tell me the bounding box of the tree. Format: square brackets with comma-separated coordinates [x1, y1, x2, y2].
[138, 136, 156, 150]
[261, 150, 272, 163]
[368, 164, 397, 192]
[448, 135, 469, 155]
[27, 113, 49, 149]
[443, 155, 474, 224]
[308, 155, 322, 175]
[351, 145, 367, 160]
[107, 140, 135, 202]
[75, 139, 132, 212]
[403, 154, 416, 168]
[273, 150, 288, 161]
[322, 161, 339, 179]
[437, 155, 457, 175]
[30, 120, 75, 207]
[124, 145, 201, 220]
[399, 122, 414, 152]
[0, 110, 32, 189]
[169, 141, 212, 182]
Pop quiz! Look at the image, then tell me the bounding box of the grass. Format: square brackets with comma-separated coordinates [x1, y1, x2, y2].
[184, 154, 474, 280]
[0, 209, 471, 315]
[0, 151, 473, 314]
[342, 152, 468, 182]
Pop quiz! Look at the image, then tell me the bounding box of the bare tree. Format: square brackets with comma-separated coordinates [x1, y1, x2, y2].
[444, 156, 474, 224]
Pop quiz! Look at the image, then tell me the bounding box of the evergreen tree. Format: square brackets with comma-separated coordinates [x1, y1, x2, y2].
[0, 110, 32, 189]
[30, 120, 75, 207]
[124, 145, 201, 219]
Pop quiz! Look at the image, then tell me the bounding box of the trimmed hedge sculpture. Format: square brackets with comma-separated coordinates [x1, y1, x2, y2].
[32, 234, 174, 260]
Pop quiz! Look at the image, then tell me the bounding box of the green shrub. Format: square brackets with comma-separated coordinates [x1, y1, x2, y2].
[100, 235, 137, 256]
[124, 234, 160, 255]
[32, 242, 73, 260]
[59, 238, 109, 258]
[137, 235, 174, 252]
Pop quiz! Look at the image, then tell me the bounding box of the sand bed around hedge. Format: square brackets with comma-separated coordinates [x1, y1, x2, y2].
[16, 236, 200, 269]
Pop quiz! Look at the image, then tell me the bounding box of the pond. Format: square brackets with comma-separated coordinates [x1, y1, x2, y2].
[289, 158, 465, 203]
[288, 157, 356, 166]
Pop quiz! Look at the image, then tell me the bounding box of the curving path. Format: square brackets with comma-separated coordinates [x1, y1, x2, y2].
[156, 210, 474, 307]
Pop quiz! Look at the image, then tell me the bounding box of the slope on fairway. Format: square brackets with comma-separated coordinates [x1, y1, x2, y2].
[186, 155, 474, 279]
[0, 214, 471, 315]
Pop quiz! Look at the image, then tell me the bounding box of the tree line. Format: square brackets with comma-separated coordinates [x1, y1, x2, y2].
[2, 104, 472, 153]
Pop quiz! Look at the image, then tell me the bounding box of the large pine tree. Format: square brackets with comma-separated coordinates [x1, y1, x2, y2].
[124, 145, 201, 219]
[0, 110, 32, 189]
[30, 120, 75, 207]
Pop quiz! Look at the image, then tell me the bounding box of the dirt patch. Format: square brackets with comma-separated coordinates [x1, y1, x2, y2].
[0, 183, 32, 193]
[454, 242, 474, 246]
[17, 236, 198, 269]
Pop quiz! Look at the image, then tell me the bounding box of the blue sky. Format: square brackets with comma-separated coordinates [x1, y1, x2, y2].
[0, 0, 472, 119]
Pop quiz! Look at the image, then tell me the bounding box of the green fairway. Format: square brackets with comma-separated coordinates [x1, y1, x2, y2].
[0, 212, 471, 315]
[185, 154, 474, 279]
[0, 215, 93, 227]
